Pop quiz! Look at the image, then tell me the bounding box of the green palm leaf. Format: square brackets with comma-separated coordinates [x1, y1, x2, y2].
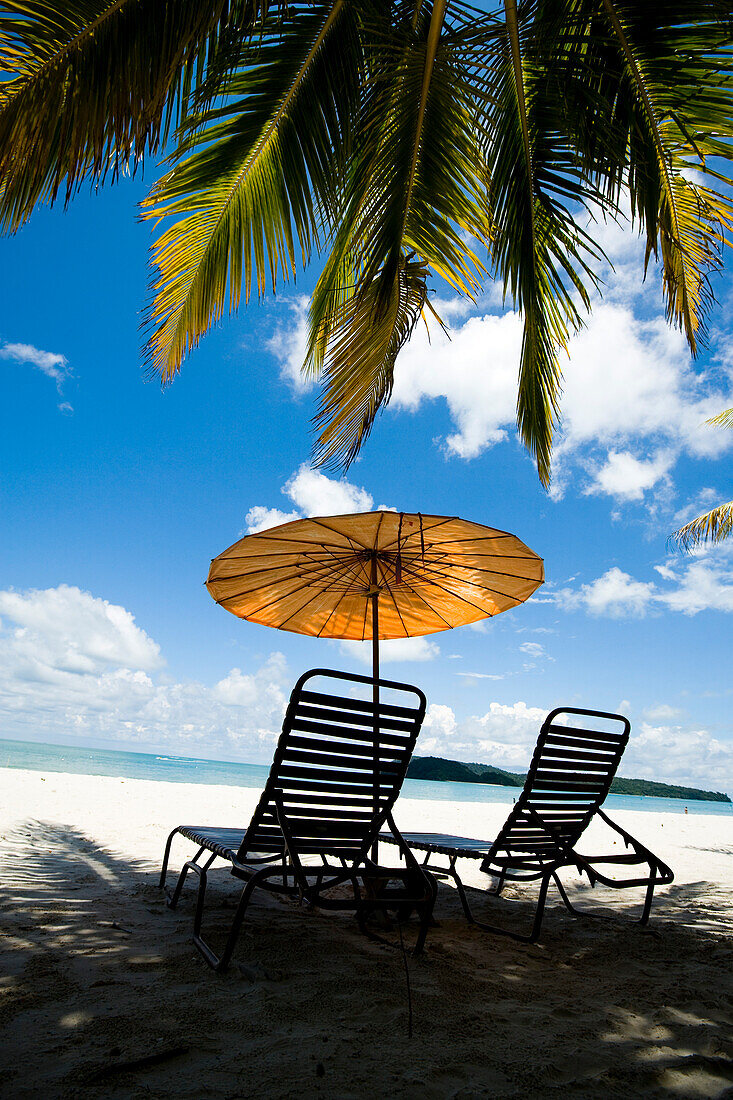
[482, 0, 606, 485]
[0, 0, 273, 231]
[672, 407, 733, 550]
[673, 502, 733, 550]
[141, 1, 360, 380]
[552, 0, 733, 353]
[307, 0, 493, 465]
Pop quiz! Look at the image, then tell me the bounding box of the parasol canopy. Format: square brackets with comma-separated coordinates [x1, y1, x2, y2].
[206, 511, 544, 644]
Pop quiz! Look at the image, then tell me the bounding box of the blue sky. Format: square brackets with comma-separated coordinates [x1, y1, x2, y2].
[1, 173, 731, 793]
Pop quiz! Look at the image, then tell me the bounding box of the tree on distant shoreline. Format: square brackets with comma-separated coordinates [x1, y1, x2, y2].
[2, 2, 733, 484]
[673, 409, 733, 550]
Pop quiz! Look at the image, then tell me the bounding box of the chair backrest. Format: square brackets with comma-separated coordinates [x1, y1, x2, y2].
[238, 668, 426, 864]
[483, 707, 630, 876]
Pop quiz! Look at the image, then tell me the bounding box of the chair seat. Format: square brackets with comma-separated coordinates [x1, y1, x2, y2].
[380, 831, 494, 858]
[178, 826, 247, 860]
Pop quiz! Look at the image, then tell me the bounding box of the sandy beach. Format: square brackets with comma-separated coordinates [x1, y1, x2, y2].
[1, 767, 732, 1099]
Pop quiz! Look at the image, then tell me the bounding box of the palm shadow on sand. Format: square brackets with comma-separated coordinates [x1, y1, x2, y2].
[1, 820, 732, 1099]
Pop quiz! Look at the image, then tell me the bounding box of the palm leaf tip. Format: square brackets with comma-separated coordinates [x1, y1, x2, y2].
[672, 503, 733, 551]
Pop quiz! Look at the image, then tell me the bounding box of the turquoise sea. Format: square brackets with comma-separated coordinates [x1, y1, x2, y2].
[0, 737, 730, 816]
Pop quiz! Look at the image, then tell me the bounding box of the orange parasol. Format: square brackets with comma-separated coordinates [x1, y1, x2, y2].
[206, 510, 544, 664]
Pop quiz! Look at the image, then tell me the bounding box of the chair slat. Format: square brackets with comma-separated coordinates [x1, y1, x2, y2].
[544, 729, 624, 749]
[299, 689, 418, 720]
[294, 704, 416, 734]
[285, 735, 407, 762]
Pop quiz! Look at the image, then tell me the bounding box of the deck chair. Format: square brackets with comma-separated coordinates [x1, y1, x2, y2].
[381, 706, 673, 943]
[159, 668, 437, 970]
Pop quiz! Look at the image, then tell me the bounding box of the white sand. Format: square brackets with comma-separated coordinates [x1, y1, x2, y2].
[1, 767, 732, 1098]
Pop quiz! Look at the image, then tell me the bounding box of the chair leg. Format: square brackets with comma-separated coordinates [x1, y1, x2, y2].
[465, 873, 551, 944]
[167, 848, 215, 910]
[159, 828, 180, 890]
[447, 857, 476, 926]
[412, 873, 438, 956]
[640, 862, 657, 925]
[552, 872, 584, 917]
[191, 866, 276, 972]
[553, 865, 660, 928]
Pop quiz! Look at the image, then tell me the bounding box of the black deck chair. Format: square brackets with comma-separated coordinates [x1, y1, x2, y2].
[381, 706, 673, 943]
[159, 668, 437, 970]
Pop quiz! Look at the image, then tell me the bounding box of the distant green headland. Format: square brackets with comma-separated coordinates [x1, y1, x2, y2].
[406, 755, 731, 804]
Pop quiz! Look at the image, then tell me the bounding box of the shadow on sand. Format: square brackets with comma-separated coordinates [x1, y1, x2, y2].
[1, 820, 732, 1099]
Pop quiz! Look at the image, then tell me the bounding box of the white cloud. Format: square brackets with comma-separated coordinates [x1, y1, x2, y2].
[213, 654, 288, 710]
[621, 721, 733, 791]
[554, 551, 733, 618]
[0, 585, 162, 673]
[320, 212, 733, 504]
[419, 701, 548, 770]
[339, 636, 440, 665]
[1, 341, 73, 412]
[265, 295, 312, 392]
[245, 462, 392, 533]
[389, 288, 732, 500]
[391, 310, 521, 459]
[555, 567, 656, 618]
[284, 464, 374, 516]
[244, 505, 301, 534]
[519, 642, 545, 658]
[656, 557, 733, 615]
[586, 449, 675, 501]
[643, 704, 682, 721]
[0, 585, 290, 762]
[414, 697, 732, 790]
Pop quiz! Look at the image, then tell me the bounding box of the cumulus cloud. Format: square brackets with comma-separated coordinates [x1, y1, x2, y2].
[415, 697, 732, 789]
[255, 213, 729, 507]
[265, 295, 312, 392]
[339, 636, 440, 665]
[391, 310, 521, 459]
[417, 700, 547, 768]
[390, 285, 732, 500]
[245, 462, 392, 533]
[620, 721, 733, 791]
[244, 505, 301, 534]
[0, 585, 163, 674]
[1, 341, 73, 412]
[644, 704, 683, 721]
[586, 449, 675, 502]
[0, 584, 290, 761]
[555, 567, 657, 618]
[554, 551, 733, 618]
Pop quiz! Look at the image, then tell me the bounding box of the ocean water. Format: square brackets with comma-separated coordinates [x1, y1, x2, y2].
[0, 736, 730, 817]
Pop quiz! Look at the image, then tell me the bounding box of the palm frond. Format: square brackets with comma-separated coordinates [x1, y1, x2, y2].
[313, 254, 431, 467]
[0, 0, 274, 231]
[673, 502, 733, 550]
[553, 0, 733, 355]
[672, 405, 732, 550]
[142, 1, 360, 381]
[482, 0, 606, 486]
[307, 0, 494, 465]
[708, 407, 733, 428]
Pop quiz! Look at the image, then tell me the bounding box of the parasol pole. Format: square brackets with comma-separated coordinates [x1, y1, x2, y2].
[370, 553, 380, 861]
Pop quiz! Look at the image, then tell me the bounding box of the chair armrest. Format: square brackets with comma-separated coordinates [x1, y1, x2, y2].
[595, 807, 673, 879]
